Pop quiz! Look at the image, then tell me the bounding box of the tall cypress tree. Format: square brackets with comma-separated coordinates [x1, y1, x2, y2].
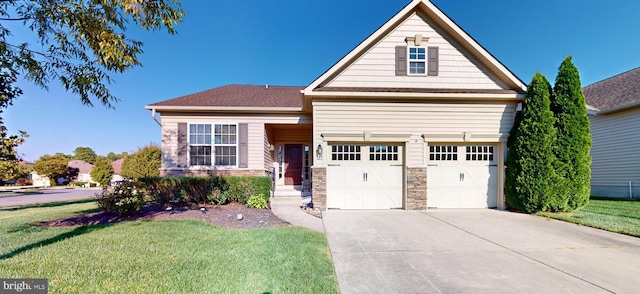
[550, 56, 592, 210]
[505, 73, 557, 213]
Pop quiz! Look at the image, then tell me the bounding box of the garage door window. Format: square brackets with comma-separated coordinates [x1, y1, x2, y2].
[429, 145, 458, 161]
[331, 145, 361, 161]
[466, 145, 494, 161]
[370, 145, 399, 161]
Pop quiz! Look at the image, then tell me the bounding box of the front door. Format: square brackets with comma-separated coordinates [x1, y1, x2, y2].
[284, 144, 302, 185]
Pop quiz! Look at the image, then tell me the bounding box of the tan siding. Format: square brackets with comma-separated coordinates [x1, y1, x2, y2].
[161, 121, 179, 169]
[264, 127, 274, 172]
[247, 123, 264, 170]
[326, 12, 507, 89]
[590, 109, 640, 187]
[313, 101, 516, 167]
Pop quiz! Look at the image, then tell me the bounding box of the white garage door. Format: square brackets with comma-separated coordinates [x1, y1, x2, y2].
[327, 145, 403, 209]
[427, 145, 498, 209]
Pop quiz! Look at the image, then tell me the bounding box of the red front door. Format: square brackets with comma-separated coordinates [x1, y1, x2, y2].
[284, 144, 302, 185]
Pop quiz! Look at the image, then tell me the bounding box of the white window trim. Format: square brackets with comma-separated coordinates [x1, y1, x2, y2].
[187, 123, 239, 168]
[408, 46, 426, 76]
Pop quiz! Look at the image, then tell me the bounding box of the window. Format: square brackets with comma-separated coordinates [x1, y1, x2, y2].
[331, 145, 361, 161]
[409, 47, 426, 74]
[189, 123, 237, 166]
[429, 145, 458, 161]
[466, 145, 494, 161]
[370, 145, 399, 161]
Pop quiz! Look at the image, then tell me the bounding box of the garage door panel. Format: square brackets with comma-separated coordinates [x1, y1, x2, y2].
[427, 144, 498, 209]
[326, 144, 403, 210]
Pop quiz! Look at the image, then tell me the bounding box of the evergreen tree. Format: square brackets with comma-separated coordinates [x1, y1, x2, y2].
[73, 147, 97, 164]
[550, 56, 592, 210]
[505, 73, 557, 213]
[121, 145, 161, 181]
[91, 157, 114, 187]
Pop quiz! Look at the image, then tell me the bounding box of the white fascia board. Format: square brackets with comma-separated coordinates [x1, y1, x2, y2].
[144, 105, 303, 112]
[305, 91, 525, 100]
[596, 101, 640, 115]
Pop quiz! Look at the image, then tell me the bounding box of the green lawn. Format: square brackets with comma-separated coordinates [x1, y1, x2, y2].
[538, 198, 640, 237]
[0, 200, 339, 293]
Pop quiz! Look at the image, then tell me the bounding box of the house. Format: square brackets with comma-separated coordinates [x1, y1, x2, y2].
[145, 0, 526, 210]
[110, 158, 125, 186]
[584, 67, 640, 198]
[67, 160, 95, 184]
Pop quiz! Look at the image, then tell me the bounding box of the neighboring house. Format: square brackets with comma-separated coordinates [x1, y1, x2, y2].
[110, 158, 125, 186]
[67, 160, 95, 184]
[583, 67, 640, 198]
[31, 171, 51, 187]
[145, 0, 526, 210]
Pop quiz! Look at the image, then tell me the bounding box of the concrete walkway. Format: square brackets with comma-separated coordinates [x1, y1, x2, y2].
[324, 209, 640, 294]
[270, 196, 324, 233]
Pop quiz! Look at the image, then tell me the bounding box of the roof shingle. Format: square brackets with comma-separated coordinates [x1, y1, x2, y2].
[583, 67, 640, 111]
[148, 84, 304, 108]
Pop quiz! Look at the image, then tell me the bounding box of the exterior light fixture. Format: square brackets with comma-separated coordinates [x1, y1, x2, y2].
[316, 144, 323, 160]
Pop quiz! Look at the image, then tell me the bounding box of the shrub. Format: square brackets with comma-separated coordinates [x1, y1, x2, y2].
[95, 183, 146, 216]
[247, 193, 268, 209]
[140, 176, 272, 206]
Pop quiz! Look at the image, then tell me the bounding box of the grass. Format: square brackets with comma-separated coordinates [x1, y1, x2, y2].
[0, 200, 339, 294]
[537, 198, 640, 237]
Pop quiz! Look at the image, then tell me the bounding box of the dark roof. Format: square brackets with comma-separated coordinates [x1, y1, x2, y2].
[148, 84, 305, 108]
[314, 87, 522, 95]
[68, 160, 93, 174]
[583, 67, 640, 111]
[111, 158, 124, 174]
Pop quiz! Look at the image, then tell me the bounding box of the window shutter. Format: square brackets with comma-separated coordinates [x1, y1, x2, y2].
[428, 46, 439, 76]
[395, 46, 407, 76]
[177, 123, 188, 167]
[238, 123, 248, 168]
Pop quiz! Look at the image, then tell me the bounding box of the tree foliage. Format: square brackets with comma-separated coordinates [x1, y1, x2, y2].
[33, 154, 68, 181]
[73, 146, 97, 164]
[121, 145, 160, 180]
[91, 157, 114, 186]
[106, 151, 128, 162]
[505, 73, 557, 213]
[0, 160, 32, 180]
[550, 56, 592, 210]
[0, 0, 183, 160]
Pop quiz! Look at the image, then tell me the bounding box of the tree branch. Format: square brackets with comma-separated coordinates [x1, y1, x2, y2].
[0, 17, 32, 21]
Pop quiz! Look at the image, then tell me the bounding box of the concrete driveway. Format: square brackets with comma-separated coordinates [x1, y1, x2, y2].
[323, 210, 640, 294]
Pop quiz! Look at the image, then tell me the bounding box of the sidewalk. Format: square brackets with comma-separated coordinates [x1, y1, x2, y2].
[270, 196, 324, 233]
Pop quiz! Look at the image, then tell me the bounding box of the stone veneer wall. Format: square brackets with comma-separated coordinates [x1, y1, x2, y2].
[161, 169, 268, 177]
[406, 167, 427, 210]
[312, 167, 326, 210]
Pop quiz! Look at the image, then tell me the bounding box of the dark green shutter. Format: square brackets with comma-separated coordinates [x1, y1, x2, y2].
[177, 123, 188, 167]
[428, 46, 439, 76]
[239, 123, 248, 168]
[395, 46, 407, 76]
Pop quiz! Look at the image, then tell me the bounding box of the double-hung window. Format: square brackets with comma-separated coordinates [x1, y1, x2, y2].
[409, 47, 426, 74]
[189, 123, 237, 166]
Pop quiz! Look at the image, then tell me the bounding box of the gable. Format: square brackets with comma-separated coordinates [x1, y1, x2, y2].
[305, 0, 526, 97]
[325, 12, 507, 90]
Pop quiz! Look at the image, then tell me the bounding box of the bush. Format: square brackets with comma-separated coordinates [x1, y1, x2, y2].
[140, 176, 271, 206]
[95, 183, 146, 216]
[247, 193, 268, 209]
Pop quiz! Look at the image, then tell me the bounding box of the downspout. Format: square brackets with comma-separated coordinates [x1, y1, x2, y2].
[630, 181, 633, 199]
[150, 108, 161, 126]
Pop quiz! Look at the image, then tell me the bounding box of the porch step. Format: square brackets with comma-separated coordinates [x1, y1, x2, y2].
[273, 189, 304, 197]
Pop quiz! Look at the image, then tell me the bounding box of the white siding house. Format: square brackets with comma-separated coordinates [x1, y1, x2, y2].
[584, 67, 640, 198]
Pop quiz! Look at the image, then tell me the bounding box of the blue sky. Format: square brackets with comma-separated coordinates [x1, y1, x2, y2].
[5, 0, 640, 162]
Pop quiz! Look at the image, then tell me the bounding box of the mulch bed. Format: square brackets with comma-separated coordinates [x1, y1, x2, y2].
[37, 202, 290, 229]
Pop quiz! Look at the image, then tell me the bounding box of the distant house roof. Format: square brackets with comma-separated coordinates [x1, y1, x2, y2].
[584, 67, 640, 112]
[146, 84, 305, 110]
[111, 158, 124, 175]
[68, 160, 93, 174]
